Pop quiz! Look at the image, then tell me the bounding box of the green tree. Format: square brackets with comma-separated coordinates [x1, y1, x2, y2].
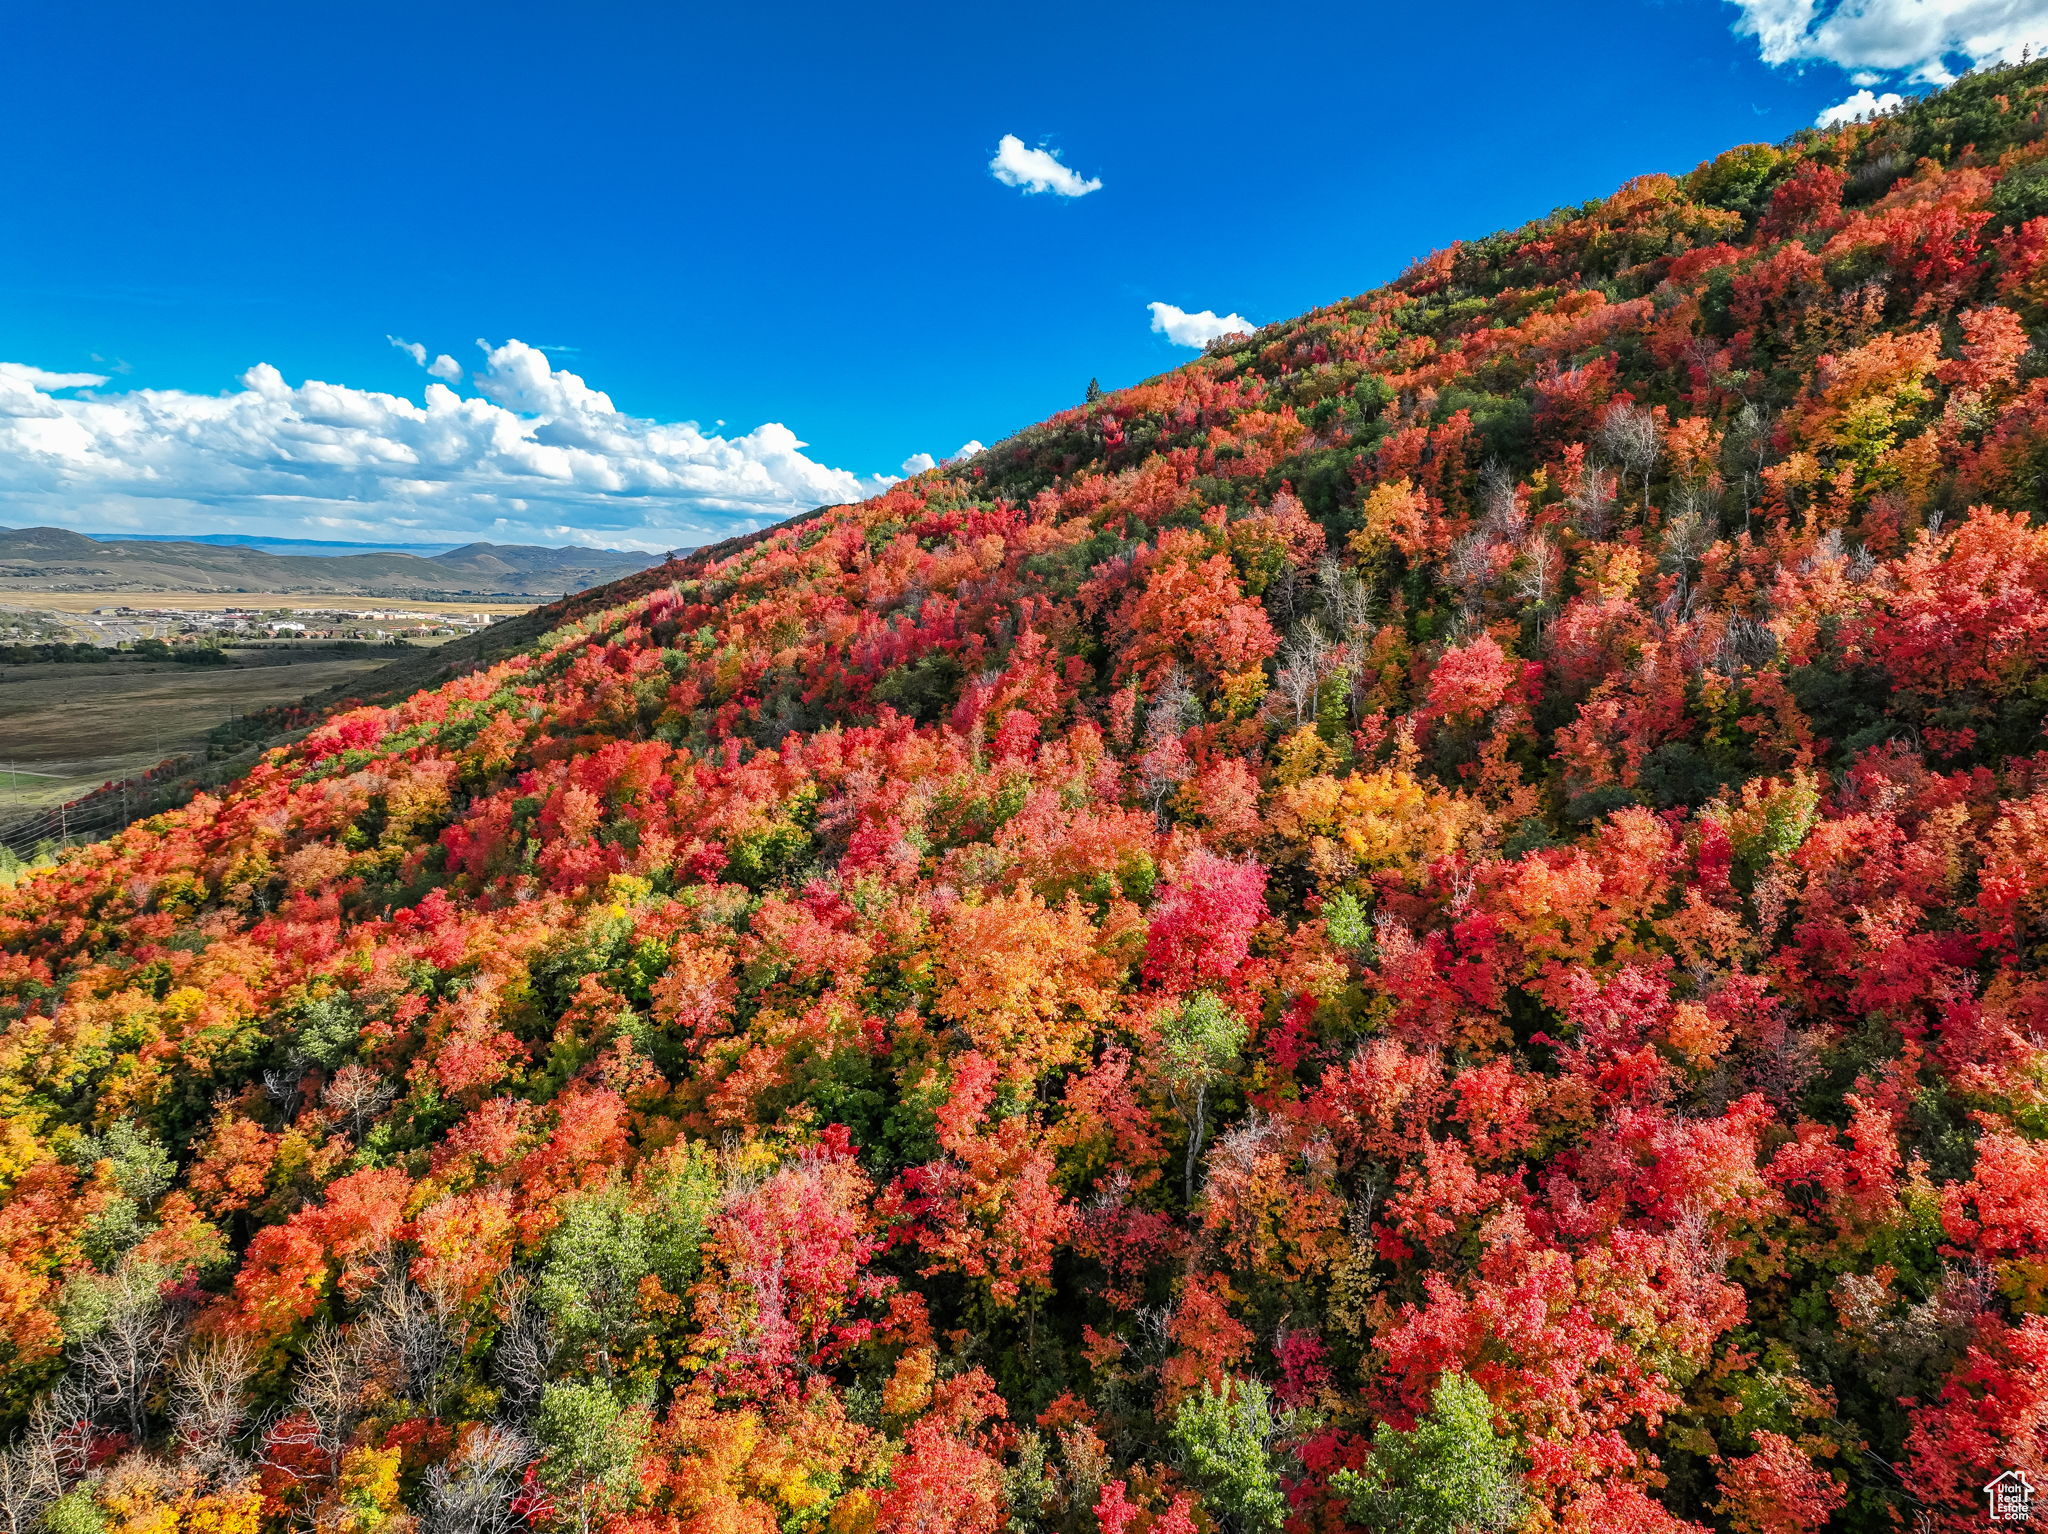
[1331, 1372, 1524, 1534]
[1160, 991, 1248, 1202]
[1322, 890, 1376, 956]
[0, 844, 33, 888]
[1684, 142, 1781, 214]
[292, 991, 362, 1068]
[1086, 377, 1104, 403]
[534, 1381, 647, 1534]
[63, 1121, 175, 1268]
[1993, 157, 2048, 224]
[537, 1187, 651, 1378]
[643, 1143, 719, 1296]
[1170, 1375, 1293, 1533]
[39, 1492, 105, 1534]
[72, 1120, 175, 1204]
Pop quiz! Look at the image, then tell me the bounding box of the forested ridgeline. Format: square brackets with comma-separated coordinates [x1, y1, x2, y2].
[7, 63, 2048, 1534]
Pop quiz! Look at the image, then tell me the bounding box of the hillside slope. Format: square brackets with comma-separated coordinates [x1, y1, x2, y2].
[7, 65, 2048, 1534]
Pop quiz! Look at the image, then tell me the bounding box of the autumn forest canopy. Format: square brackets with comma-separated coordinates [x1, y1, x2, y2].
[9, 60, 2048, 1534]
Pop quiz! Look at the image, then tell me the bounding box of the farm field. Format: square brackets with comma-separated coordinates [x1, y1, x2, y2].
[0, 650, 393, 812]
[1, 591, 534, 648]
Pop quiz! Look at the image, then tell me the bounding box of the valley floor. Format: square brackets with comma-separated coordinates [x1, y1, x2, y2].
[0, 650, 395, 812]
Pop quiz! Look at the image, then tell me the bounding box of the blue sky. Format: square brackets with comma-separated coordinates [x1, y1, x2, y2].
[2, 0, 2041, 550]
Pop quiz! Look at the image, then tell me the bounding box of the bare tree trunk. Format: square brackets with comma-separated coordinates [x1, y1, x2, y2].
[268, 1322, 374, 1492]
[0, 1380, 93, 1534]
[172, 1336, 258, 1486]
[491, 1275, 558, 1425]
[370, 1273, 463, 1421]
[0, 1433, 61, 1534]
[423, 1425, 533, 1534]
[78, 1275, 184, 1442]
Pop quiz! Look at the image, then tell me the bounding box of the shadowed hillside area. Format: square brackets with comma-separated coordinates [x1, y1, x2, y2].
[9, 63, 2048, 1534]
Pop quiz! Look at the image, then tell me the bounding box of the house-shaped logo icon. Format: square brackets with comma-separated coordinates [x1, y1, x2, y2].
[1985, 1470, 2035, 1523]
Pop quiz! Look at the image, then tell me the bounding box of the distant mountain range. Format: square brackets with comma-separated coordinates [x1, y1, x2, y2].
[0, 525, 672, 598]
[85, 532, 464, 556]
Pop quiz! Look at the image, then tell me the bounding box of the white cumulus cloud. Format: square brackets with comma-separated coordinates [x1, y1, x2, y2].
[0, 363, 110, 392]
[989, 134, 1102, 197]
[1148, 301, 1255, 349]
[1816, 86, 1906, 124]
[1728, 0, 2048, 86]
[898, 441, 986, 475]
[0, 340, 895, 551]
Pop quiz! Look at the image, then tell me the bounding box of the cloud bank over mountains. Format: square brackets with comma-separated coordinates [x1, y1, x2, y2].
[0, 341, 894, 551]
